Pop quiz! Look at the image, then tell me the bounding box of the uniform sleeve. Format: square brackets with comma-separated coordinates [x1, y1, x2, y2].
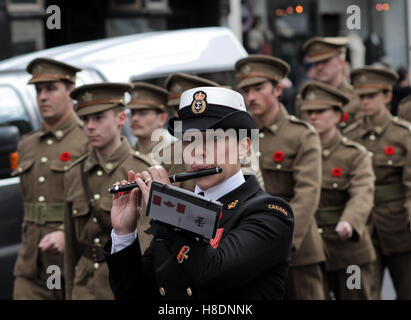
[168, 206, 294, 291]
[340, 150, 375, 239]
[401, 131, 411, 225]
[289, 128, 322, 250]
[63, 173, 83, 300]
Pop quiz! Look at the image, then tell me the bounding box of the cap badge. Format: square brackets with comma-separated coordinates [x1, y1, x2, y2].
[191, 90, 207, 114]
[34, 65, 43, 75]
[173, 84, 182, 94]
[313, 44, 322, 52]
[132, 92, 139, 99]
[82, 91, 93, 102]
[359, 75, 368, 83]
[242, 65, 251, 74]
[307, 92, 316, 100]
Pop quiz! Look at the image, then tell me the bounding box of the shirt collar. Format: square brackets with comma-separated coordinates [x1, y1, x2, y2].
[362, 110, 392, 136]
[194, 169, 245, 201]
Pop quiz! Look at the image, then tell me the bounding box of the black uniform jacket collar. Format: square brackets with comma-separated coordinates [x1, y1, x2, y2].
[83, 137, 132, 174]
[38, 112, 82, 141]
[217, 175, 261, 226]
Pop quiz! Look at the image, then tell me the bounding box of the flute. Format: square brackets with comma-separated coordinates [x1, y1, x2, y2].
[108, 167, 223, 194]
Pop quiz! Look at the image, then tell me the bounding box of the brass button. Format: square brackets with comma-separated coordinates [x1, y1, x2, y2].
[96, 170, 103, 176]
[375, 126, 382, 134]
[256, 151, 261, 157]
[342, 137, 348, 143]
[323, 149, 330, 157]
[187, 287, 192, 297]
[93, 262, 99, 269]
[38, 195, 45, 202]
[55, 130, 64, 139]
[93, 238, 100, 245]
[276, 164, 282, 169]
[387, 160, 393, 165]
[38, 176, 45, 183]
[46, 139, 53, 145]
[94, 194, 100, 200]
[135, 151, 140, 156]
[41, 156, 48, 163]
[64, 166, 68, 171]
[18, 167, 23, 173]
[73, 209, 78, 215]
[271, 124, 278, 132]
[368, 152, 374, 158]
[159, 287, 166, 296]
[92, 217, 98, 223]
[369, 135, 376, 141]
[106, 162, 113, 170]
[332, 182, 338, 188]
[259, 132, 265, 138]
[340, 122, 346, 127]
[318, 228, 323, 235]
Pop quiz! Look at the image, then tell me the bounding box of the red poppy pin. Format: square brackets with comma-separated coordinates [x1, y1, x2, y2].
[60, 152, 71, 162]
[332, 167, 342, 177]
[341, 112, 349, 122]
[176, 245, 190, 263]
[273, 151, 284, 163]
[385, 146, 395, 156]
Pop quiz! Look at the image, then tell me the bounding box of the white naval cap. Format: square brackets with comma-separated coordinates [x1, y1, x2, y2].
[168, 86, 255, 135]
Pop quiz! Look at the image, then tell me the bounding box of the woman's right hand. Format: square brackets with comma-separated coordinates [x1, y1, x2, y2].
[111, 170, 142, 236]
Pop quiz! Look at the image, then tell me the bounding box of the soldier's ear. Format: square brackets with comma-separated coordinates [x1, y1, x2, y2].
[384, 90, 393, 105]
[159, 112, 168, 127]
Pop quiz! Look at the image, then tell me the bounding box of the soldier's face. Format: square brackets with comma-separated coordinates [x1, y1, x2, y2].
[182, 132, 249, 190]
[306, 108, 340, 135]
[130, 109, 167, 139]
[359, 91, 391, 117]
[312, 56, 344, 84]
[81, 109, 126, 149]
[241, 81, 281, 117]
[35, 81, 74, 123]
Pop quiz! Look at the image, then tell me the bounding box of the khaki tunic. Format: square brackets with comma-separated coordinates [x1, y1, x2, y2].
[344, 112, 411, 255]
[258, 104, 325, 266]
[295, 79, 362, 129]
[316, 130, 376, 271]
[12, 113, 88, 298]
[63, 138, 150, 300]
[398, 95, 411, 123]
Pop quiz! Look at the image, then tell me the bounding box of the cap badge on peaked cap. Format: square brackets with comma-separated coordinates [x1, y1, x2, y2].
[173, 84, 182, 94]
[191, 90, 207, 114]
[132, 92, 139, 99]
[241, 65, 251, 75]
[307, 92, 317, 100]
[82, 91, 93, 102]
[359, 75, 368, 83]
[34, 65, 43, 75]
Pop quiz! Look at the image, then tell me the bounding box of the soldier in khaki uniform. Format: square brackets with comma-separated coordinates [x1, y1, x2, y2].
[235, 55, 326, 299]
[301, 81, 376, 299]
[63, 83, 151, 299]
[164, 72, 220, 117]
[295, 37, 361, 130]
[128, 82, 174, 165]
[397, 95, 411, 122]
[12, 58, 88, 300]
[344, 67, 411, 299]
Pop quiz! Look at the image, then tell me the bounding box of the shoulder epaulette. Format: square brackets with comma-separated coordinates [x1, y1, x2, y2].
[287, 115, 316, 132]
[342, 119, 362, 134]
[399, 94, 411, 106]
[392, 116, 411, 131]
[66, 152, 90, 171]
[341, 136, 366, 152]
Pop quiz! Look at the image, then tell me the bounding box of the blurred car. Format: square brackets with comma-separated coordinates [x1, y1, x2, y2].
[0, 27, 246, 299]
